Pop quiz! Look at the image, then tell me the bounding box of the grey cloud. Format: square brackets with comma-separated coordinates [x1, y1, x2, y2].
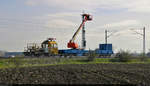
[26, 0, 150, 13]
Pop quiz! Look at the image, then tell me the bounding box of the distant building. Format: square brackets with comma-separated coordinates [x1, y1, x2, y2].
[4, 52, 23, 57]
[0, 50, 6, 57]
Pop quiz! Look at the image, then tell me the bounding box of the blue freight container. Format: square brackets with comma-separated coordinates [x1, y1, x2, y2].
[99, 44, 112, 50]
[97, 44, 113, 56]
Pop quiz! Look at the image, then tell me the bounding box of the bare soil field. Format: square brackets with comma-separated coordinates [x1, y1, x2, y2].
[0, 63, 149, 85]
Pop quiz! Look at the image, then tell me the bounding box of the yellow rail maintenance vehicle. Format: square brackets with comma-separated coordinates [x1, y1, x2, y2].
[24, 38, 58, 57]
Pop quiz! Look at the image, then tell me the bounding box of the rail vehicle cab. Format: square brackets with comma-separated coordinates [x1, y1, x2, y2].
[41, 38, 58, 55]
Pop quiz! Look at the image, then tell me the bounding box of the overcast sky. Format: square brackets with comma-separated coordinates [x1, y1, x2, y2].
[0, 0, 150, 53]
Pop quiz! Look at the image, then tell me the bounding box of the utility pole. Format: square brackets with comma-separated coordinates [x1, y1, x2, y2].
[130, 27, 146, 56]
[105, 30, 107, 44]
[143, 27, 145, 56]
[105, 30, 115, 44]
[82, 14, 86, 50]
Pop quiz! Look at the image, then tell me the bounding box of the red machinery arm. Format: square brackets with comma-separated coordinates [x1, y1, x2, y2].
[70, 19, 87, 43]
[67, 14, 92, 49]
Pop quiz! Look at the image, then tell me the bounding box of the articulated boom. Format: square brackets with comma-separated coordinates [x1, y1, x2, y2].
[67, 14, 92, 49]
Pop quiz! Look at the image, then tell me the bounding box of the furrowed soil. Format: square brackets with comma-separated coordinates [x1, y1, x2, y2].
[0, 64, 149, 85]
